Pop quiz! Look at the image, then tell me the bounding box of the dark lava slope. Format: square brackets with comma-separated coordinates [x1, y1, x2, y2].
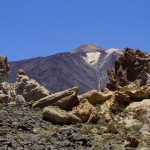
[8, 44, 121, 93]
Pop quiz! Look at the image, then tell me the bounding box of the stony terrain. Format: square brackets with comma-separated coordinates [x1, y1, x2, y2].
[0, 48, 150, 150]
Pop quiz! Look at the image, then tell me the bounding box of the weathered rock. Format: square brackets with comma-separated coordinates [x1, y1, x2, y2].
[126, 99, 150, 124]
[15, 70, 50, 102]
[110, 85, 150, 114]
[0, 82, 15, 99]
[97, 97, 116, 123]
[0, 56, 9, 82]
[115, 92, 131, 106]
[32, 87, 79, 110]
[72, 101, 98, 123]
[0, 93, 11, 103]
[43, 106, 82, 125]
[117, 99, 150, 136]
[123, 118, 143, 129]
[125, 85, 150, 101]
[127, 99, 150, 110]
[120, 82, 140, 92]
[78, 90, 113, 106]
[18, 69, 26, 75]
[14, 95, 26, 104]
[125, 136, 139, 148]
[107, 48, 150, 91]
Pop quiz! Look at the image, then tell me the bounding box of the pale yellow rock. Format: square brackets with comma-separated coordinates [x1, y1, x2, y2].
[78, 90, 113, 106]
[43, 106, 81, 125]
[33, 87, 79, 110]
[126, 99, 150, 110]
[125, 85, 150, 100]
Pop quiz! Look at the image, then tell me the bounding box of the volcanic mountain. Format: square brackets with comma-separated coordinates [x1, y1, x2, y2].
[8, 44, 122, 93]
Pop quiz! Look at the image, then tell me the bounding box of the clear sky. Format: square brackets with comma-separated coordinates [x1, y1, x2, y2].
[0, 0, 150, 61]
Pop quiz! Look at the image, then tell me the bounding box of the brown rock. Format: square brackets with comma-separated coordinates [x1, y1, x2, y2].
[72, 101, 98, 123]
[78, 90, 112, 106]
[125, 84, 150, 101]
[32, 87, 79, 110]
[43, 106, 81, 125]
[115, 92, 131, 106]
[110, 84, 150, 114]
[107, 48, 150, 91]
[125, 136, 139, 148]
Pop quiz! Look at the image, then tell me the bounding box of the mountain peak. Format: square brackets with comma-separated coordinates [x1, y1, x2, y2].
[73, 44, 103, 53]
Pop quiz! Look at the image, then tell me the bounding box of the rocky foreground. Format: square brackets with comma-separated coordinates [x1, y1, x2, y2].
[0, 48, 150, 150]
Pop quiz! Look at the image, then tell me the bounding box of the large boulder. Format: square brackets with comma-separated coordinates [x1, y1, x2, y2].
[32, 87, 79, 110]
[78, 90, 113, 106]
[72, 101, 98, 123]
[119, 99, 150, 131]
[43, 106, 81, 125]
[15, 69, 50, 102]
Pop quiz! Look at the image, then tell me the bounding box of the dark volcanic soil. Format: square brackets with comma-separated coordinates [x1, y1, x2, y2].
[0, 102, 142, 150]
[0, 103, 92, 150]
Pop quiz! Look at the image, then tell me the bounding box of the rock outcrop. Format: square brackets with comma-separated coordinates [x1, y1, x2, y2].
[110, 84, 150, 114]
[15, 69, 50, 102]
[78, 90, 113, 105]
[0, 56, 12, 103]
[107, 48, 150, 91]
[32, 87, 79, 110]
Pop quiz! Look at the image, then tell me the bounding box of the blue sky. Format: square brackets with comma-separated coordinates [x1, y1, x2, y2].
[0, 0, 150, 61]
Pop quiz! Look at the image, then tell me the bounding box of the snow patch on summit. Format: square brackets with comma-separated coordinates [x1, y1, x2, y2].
[82, 51, 101, 65]
[106, 48, 122, 54]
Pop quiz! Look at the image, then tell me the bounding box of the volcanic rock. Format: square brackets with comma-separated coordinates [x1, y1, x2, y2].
[32, 87, 79, 110]
[110, 84, 150, 114]
[107, 48, 150, 91]
[15, 70, 50, 102]
[0, 93, 11, 103]
[72, 101, 99, 123]
[78, 90, 113, 106]
[125, 85, 150, 101]
[43, 106, 82, 125]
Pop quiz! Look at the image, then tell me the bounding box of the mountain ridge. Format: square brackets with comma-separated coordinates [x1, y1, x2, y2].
[8, 44, 122, 93]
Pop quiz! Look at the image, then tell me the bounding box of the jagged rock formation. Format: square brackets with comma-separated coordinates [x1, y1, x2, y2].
[15, 69, 50, 102]
[107, 48, 150, 91]
[9, 44, 122, 93]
